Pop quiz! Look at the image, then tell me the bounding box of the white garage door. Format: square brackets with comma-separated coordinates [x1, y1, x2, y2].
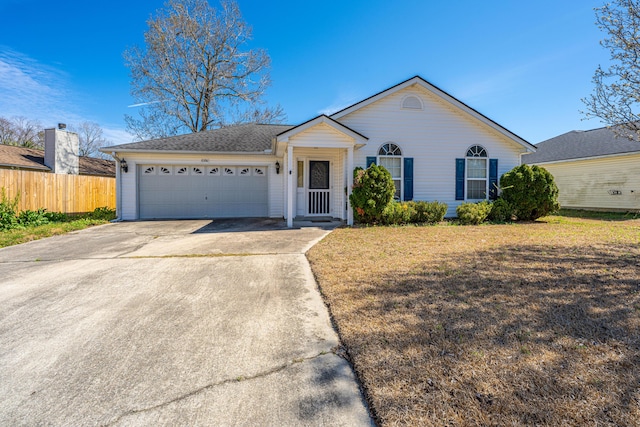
[139, 165, 268, 219]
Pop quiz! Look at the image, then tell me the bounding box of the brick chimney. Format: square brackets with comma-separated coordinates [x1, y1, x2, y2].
[44, 124, 79, 174]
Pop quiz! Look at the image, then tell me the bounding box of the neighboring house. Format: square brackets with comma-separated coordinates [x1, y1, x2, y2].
[0, 143, 115, 177]
[1, 128, 116, 214]
[103, 76, 535, 226]
[523, 126, 640, 212]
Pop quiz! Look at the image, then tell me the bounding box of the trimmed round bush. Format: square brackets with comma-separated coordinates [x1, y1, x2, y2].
[413, 200, 448, 224]
[456, 201, 492, 225]
[350, 165, 395, 224]
[499, 165, 560, 220]
[488, 198, 514, 223]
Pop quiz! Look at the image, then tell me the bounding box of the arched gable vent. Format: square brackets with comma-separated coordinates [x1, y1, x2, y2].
[401, 95, 423, 110]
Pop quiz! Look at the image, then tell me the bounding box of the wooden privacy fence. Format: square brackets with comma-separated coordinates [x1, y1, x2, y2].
[0, 169, 116, 214]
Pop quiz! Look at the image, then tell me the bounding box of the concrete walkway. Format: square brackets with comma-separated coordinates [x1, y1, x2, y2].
[0, 219, 372, 426]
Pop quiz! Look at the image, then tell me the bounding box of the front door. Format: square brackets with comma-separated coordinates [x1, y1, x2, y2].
[307, 160, 330, 215]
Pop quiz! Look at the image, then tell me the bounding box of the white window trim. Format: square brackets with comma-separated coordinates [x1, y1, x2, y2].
[464, 145, 489, 201]
[378, 143, 404, 201]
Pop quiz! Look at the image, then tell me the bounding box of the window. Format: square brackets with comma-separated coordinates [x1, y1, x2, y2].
[297, 161, 304, 188]
[466, 145, 487, 200]
[378, 143, 403, 200]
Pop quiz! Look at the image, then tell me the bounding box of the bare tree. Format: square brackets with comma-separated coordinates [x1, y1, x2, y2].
[0, 116, 43, 148]
[68, 121, 112, 158]
[0, 117, 14, 145]
[123, 0, 285, 140]
[582, 0, 640, 139]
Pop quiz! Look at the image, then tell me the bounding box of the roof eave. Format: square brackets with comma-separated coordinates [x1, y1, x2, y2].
[526, 149, 640, 165]
[0, 163, 50, 171]
[101, 148, 277, 156]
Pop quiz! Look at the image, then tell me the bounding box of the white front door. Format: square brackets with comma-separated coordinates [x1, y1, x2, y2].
[307, 160, 331, 216]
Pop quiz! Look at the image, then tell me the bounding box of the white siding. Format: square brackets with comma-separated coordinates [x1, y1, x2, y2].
[116, 152, 282, 220]
[536, 154, 640, 211]
[289, 123, 355, 148]
[286, 124, 352, 220]
[337, 85, 527, 216]
[289, 147, 346, 219]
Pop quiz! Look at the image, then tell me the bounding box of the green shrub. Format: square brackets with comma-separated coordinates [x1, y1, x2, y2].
[17, 209, 50, 227]
[0, 188, 20, 231]
[488, 198, 514, 223]
[44, 211, 69, 222]
[382, 201, 415, 225]
[84, 206, 116, 220]
[350, 165, 395, 224]
[500, 164, 560, 220]
[380, 201, 449, 225]
[413, 200, 448, 224]
[456, 201, 492, 225]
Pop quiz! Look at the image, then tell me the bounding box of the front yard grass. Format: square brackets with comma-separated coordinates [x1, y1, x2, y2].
[307, 214, 640, 426]
[0, 218, 111, 248]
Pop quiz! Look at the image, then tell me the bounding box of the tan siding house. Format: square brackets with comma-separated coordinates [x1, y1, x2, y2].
[523, 127, 640, 212]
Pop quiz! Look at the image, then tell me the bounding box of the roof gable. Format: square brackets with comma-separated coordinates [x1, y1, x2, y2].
[331, 76, 535, 152]
[524, 126, 640, 164]
[276, 115, 368, 143]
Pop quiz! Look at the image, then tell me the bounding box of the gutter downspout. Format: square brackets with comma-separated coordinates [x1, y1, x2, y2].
[111, 152, 123, 221]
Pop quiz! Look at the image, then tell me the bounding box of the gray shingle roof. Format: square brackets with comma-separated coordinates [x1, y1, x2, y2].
[523, 126, 640, 164]
[107, 123, 294, 153]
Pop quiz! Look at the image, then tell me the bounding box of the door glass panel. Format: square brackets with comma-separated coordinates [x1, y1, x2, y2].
[309, 161, 329, 189]
[297, 161, 304, 188]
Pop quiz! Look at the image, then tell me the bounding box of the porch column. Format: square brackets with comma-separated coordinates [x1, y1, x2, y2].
[287, 144, 294, 227]
[346, 146, 354, 226]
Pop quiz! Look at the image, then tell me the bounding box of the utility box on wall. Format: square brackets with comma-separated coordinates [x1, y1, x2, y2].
[44, 126, 79, 174]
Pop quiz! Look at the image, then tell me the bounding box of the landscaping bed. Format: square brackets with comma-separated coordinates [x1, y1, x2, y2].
[307, 215, 640, 425]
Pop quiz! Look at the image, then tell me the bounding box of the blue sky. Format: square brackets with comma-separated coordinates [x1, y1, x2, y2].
[0, 0, 610, 147]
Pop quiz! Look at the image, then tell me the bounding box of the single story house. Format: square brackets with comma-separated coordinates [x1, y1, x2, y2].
[0, 144, 115, 177]
[103, 76, 535, 226]
[523, 126, 640, 212]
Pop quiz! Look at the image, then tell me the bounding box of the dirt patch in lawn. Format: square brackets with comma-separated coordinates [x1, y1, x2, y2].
[307, 216, 640, 426]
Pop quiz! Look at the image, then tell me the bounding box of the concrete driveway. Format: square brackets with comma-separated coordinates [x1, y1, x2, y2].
[0, 219, 372, 426]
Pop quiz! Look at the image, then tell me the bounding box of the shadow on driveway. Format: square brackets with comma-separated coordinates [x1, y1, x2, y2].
[192, 217, 344, 234]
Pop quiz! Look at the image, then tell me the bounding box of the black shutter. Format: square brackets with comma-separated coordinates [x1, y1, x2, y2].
[489, 159, 498, 200]
[403, 157, 413, 201]
[366, 156, 377, 167]
[455, 158, 465, 200]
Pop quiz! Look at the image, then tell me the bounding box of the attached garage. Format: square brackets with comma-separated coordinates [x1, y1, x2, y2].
[138, 164, 268, 219]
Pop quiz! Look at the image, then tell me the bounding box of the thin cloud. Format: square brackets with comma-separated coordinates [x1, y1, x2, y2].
[455, 51, 568, 103]
[127, 100, 164, 108]
[102, 126, 134, 146]
[0, 47, 77, 124]
[318, 91, 360, 116]
[0, 47, 132, 148]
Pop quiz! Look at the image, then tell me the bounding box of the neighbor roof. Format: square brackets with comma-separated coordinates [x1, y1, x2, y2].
[106, 123, 294, 154]
[523, 126, 640, 164]
[0, 145, 50, 171]
[0, 144, 115, 176]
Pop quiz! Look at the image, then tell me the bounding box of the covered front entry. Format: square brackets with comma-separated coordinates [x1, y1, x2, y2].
[277, 115, 367, 227]
[138, 164, 268, 219]
[296, 160, 332, 216]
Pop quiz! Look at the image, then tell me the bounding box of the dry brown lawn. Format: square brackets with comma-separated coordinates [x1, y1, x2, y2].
[307, 215, 640, 426]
